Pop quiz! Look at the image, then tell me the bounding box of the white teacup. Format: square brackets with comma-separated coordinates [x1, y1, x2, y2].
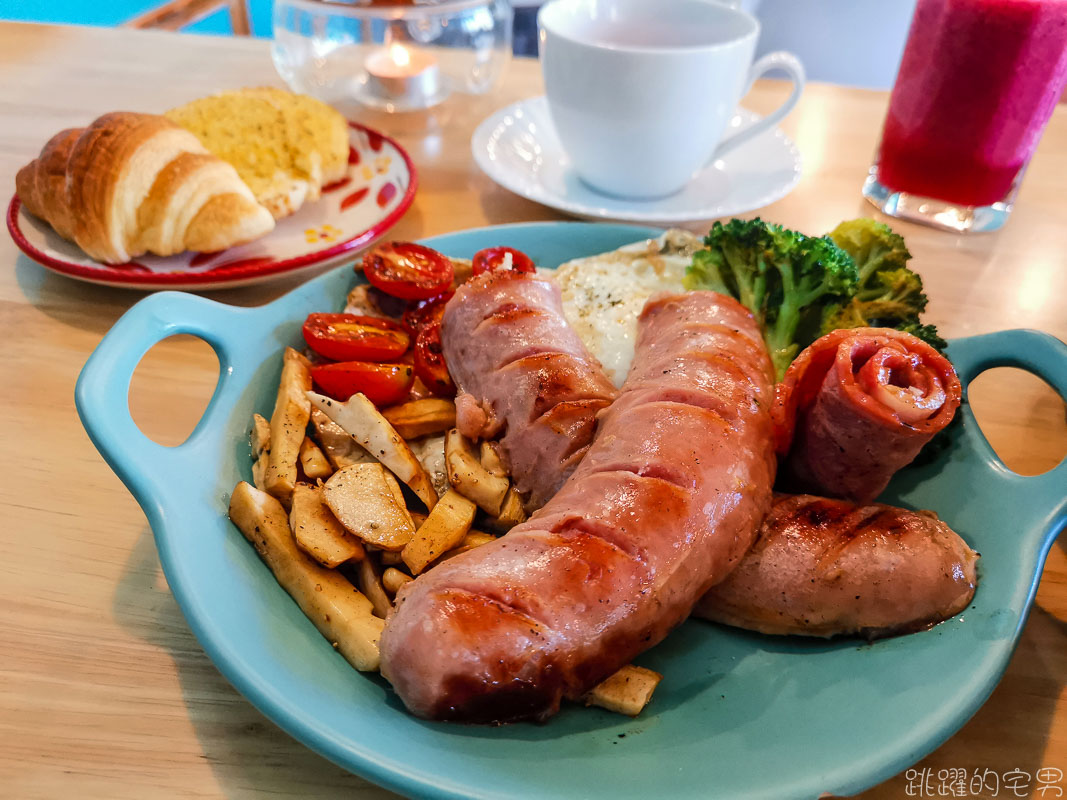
[538, 0, 805, 199]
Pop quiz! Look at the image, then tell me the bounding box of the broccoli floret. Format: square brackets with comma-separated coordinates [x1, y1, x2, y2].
[822, 219, 946, 350]
[898, 322, 948, 351]
[685, 218, 858, 379]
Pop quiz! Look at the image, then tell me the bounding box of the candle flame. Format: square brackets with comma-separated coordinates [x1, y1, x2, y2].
[390, 43, 411, 68]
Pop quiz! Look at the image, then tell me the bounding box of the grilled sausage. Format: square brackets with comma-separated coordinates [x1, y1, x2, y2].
[695, 494, 978, 639]
[442, 270, 619, 511]
[380, 291, 776, 722]
[773, 328, 961, 503]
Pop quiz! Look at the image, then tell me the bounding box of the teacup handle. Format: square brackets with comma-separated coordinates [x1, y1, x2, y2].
[713, 51, 806, 159]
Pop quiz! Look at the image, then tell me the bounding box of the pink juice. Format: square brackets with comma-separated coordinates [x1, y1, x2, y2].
[877, 0, 1067, 207]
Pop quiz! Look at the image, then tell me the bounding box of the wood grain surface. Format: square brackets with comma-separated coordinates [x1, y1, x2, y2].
[1, 21, 1065, 800]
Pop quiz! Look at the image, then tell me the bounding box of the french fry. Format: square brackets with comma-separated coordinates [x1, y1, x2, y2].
[322, 463, 416, 551]
[265, 348, 313, 504]
[227, 481, 384, 671]
[583, 665, 662, 717]
[290, 483, 364, 567]
[440, 530, 497, 560]
[483, 487, 527, 532]
[308, 391, 438, 510]
[382, 567, 413, 596]
[310, 407, 374, 470]
[382, 398, 457, 440]
[250, 413, 271, 491]
[402, 489, 477, 575]
[479, 441, 506, 478]
[445, 428, 509, 515]
[298, 437, 333, 480]
[358, 557, 393, 619]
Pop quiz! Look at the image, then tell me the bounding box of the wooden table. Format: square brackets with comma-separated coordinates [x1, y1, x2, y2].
[2, 21, 1065, 800]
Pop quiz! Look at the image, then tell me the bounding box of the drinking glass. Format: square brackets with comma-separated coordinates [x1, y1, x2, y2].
[863, 0, 1067, 233]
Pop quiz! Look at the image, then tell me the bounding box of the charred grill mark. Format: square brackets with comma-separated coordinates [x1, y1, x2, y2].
[547, 517, 645, 563]
[500, 353, 613, 421]
[587, 463, 692, 492]
[444, 586, 553, 638]
[809, 504, 907, 574]
[790, 497, 856, 533]
[538, 400, 611, 458]
[478, 304, 551, 327]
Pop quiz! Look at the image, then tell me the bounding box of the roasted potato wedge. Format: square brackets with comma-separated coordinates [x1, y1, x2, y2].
[310, 407, 374, 470]
[290, 483, 364, 567]
[250, 413, 271, 491]
[402, 489, 477, 575]
[479, 441, 506, 478]
[344, 284, 405, 319]
[322, 463, 416, 551]
[309, 391, 438, 510]
[265, 348, 313, 504]
[483, 487, 527, 532]
[449, 257, 473, 288]
[382, 567, 413, 596]
[444, 428, 509, 515]
[440, 530, 497, 560]
[227, 481, 383, 671]
[358, 557, 393, 619]
[408, 433, 448, 498]
[382, 398, 457, 440]
[583, 665, 662, 717]
[298, 437, 333, 480]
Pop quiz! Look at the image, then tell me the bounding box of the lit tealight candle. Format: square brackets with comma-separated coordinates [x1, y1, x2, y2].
[365, 43, 442, 109]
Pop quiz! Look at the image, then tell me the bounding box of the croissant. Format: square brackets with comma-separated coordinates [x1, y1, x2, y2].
[16, 112, 275, 264]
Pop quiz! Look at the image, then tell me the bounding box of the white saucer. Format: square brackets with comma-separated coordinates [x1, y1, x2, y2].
[472, 96, 802, 224]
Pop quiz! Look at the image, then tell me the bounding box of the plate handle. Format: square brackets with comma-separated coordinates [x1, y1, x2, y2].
[75, 292, 257, 493]
[947, 329, 1067, 493]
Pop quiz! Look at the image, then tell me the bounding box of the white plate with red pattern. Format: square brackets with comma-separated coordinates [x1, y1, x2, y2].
[472, 96, 801, 224]
[7, 122, 416, 291]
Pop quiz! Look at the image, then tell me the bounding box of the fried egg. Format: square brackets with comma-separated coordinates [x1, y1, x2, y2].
[546, 229, 701, 387]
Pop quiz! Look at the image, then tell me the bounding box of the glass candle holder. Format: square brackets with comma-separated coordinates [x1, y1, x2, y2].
[272, 0, 512, 113]
[863, 0, 1067, 233]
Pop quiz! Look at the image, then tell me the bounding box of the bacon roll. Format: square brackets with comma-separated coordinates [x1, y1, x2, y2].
[773, 328, 961, 504]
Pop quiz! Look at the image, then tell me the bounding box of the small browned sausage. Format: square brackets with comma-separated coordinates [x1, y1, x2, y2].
[695, 494, 978, 639]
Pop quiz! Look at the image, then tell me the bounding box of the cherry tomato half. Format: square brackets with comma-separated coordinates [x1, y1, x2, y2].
[362, 242, 454, 301]
[310, 361, 414, 406]
[402, 290, 455, 335]
[471, 246, 536, 277]
[302, 313, 410, 362]
[413, 304, 455, 396]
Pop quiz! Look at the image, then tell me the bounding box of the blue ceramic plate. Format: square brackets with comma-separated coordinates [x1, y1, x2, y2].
[76, 223, 1067, 799]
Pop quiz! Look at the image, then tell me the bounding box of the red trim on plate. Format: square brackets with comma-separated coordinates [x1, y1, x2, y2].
[6, 121, 418, 289]
[188, 250, 223, 268]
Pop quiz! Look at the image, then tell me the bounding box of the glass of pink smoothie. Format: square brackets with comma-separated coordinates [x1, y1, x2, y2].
[863, 0, 1067, 232]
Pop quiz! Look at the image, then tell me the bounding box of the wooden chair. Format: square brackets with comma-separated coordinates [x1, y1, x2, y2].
[125, 0, 251, 36]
